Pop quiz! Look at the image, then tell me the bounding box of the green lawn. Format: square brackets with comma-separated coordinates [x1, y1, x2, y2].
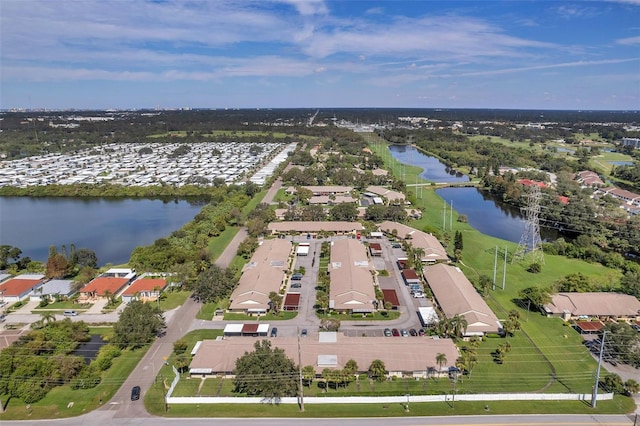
[272, 188, 294, 204]
[207, 226, 241, 261]
[31, 300, 84, 310]
[223, 311, 298, 321]
[151, 396, 634, 418]
[195, 302, 220, 320]
[590, 151, 635, 175]
[159, 290, 191, 311]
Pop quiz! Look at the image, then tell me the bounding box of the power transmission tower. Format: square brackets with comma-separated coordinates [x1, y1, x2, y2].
[513, 185, 544, 264]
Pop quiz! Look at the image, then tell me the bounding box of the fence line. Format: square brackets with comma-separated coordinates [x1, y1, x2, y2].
[166, 392, 613, 405]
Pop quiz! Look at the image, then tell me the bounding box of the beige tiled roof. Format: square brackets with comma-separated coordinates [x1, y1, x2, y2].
[329, 239, 376, 312]
[544, 292, 640, 317]
[424, 264, 501, 335]
[268, 221, 364, 233]
[378, 221, 448, 262]
[366, 186, 405, 202]
[189, 335, 460, 374]
[229, 239, 292, 312]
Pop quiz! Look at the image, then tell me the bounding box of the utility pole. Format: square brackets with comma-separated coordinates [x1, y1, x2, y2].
[502, 246, 507, 290]
[592, 331, 607, 408]
[493, 246, 498, 290]
[297, 326, 305, 412]
[443, 200, 447, 231]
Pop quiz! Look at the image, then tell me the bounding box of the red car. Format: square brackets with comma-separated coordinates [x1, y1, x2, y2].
[392, 328, 400, 337]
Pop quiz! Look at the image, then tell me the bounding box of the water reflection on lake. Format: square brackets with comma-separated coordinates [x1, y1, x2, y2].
[388, 145, 469, 183]
[0, 197, 204, 265]
[436, 187, 558, 243]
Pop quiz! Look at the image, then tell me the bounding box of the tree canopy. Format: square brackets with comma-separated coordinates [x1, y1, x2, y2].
[112, 300, 165, 349]
[193, 264, 238, 303]
[233, 340, 298, 400]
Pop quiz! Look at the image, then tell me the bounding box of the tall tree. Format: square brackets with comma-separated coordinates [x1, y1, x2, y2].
[454, 230, 464, 251]
[112, 300, 165, 349]
[193, 265, 238, 303]
[70, 248, 98, 269]
[45, 252, 70, 279]
[233, 340, 298, 400]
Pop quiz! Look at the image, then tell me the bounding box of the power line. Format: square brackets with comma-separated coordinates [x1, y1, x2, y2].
[513, 184, 544, 264]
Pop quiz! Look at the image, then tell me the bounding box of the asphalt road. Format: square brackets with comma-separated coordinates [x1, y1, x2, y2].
[2, 413, 635, 425]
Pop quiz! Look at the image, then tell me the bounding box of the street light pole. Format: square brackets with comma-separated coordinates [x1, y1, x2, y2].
[297, 326, 305, 412]
[592, 330, 607, 408]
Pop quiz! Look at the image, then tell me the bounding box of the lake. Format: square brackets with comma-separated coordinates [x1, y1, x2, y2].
[436, 187, 558, 243]
[388, 145, 469, 183]
[0, 197, 204, 265]
[386, 145, 557, 243]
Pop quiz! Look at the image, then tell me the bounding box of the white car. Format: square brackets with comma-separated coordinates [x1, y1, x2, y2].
[412, 292, 425, 298]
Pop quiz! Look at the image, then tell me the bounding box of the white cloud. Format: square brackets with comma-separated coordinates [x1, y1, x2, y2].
[616, 35, 640, 45]
[278, 0, 328, 16]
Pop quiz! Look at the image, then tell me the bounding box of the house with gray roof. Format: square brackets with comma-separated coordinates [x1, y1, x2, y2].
[29, 279, 76, 302]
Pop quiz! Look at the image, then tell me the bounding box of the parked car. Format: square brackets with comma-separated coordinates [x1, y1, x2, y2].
[291, 282, 301, 288]
[401, 329, 409, 337]
[418, 328, 426, 336]
[409, 328, 418, 336]
[131, 385, 141, 401]
[412, 291, 425, 298]
[392, 328, 400, 337]
[64, 310, 78, 316]
[270, 327, 278, 337]
[391, 243, 402, 249]
[301, 329, 308, 337]
[384, 328, 392, 337]
[291, 272, 303, 280]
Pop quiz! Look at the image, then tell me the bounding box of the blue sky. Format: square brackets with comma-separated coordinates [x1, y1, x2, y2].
[1, 0, 639, 110]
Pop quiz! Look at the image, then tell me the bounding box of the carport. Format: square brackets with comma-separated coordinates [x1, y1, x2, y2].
[382, 289, 400, 309]
[283, 293, 300, 311]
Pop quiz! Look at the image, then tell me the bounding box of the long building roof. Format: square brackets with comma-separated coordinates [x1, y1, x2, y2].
[329, 239, 376, 312]
[228, 239, 292, 312]
[268, 221, 364, 233]
[544, 292, 640, 317]
[189, 334, 460, 374]
[424, 264, 501, 336]
[378, 221, 448, 262]
[366, 186, 406, 202]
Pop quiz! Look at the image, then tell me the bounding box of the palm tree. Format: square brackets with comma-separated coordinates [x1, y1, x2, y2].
[413, 247, 425, 274]
[436, 317, 451, 338]
[103, 289, 113, 305]
[302, 365, 316, 388]
[344, 359, 358, 376]
[40, 311, 56, 325]
[624, 379, 639, 395]
[451, 314, 468, 338]
[436, 353, 448, 372]
[458, 315, 468, 337]
[368, 359, 387, 382]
